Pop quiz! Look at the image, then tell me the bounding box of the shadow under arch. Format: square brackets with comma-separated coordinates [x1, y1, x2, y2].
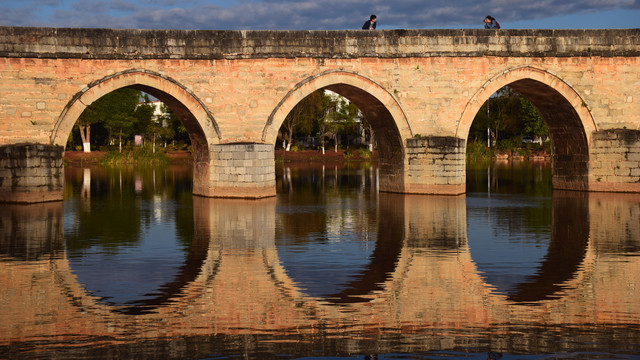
[50, 69, 221, 164]
[457, 66, 597, 191]
[262, 70, 413, 192]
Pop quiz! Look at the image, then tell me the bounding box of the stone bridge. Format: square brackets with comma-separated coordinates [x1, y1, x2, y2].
[1, 27, 639, 202]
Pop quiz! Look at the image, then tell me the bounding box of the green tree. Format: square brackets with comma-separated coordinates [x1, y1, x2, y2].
[159, 104, 188, 148]
[469, 86, 548, 148]
[133, 95, 155, 137]
[318, 93, 360, 152]
[281, 90, 324, 150]
[76, 112, 95, 153]
[360, 115, 376, 151]
[76, 88, 142, 152]
[519, 97, 548, 140]
[335, 99, 360, 149]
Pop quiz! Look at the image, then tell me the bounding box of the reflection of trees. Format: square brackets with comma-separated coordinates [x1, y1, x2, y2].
[467, 160, 553, 197]
[64, 165, 193, 253]
[491, 203, 552, 244]
[276, 168, 401, 304]
[65, 186, 143, 253]
[275, 166, 377, 244]
[326, 193, 404, 303]
[173, 190, 195, 250]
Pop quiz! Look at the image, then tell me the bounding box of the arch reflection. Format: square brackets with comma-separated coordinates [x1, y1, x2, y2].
[63, 165, 210, 315]
[468, 190, 590, 303]
[274, 164, 404, 304]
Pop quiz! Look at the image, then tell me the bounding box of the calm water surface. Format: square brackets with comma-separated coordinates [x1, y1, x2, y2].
[1, 160, 640, 359]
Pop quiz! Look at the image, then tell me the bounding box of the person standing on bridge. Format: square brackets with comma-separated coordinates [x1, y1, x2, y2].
[362, 14, 377, 30]
[483, 15, 500, 29]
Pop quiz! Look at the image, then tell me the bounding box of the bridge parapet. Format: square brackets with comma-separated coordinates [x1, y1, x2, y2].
[1, 27, 639, 60]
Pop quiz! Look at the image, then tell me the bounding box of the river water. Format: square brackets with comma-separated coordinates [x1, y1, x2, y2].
[1, 160, 640, 359]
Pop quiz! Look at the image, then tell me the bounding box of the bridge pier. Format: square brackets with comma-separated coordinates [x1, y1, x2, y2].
[400, 137, 466, 195]
[589, 129, 640, 192]
[0, 144, 64, 203]
[193, 143, 276, 199]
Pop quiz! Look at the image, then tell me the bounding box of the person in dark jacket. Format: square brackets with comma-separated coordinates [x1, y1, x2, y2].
[483, 15, 500, 29]
[362, 14, 377, 30]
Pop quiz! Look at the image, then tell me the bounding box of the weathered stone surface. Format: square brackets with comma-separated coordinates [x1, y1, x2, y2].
[194, 143, 275, 199]
[0, 144, 64, 203]
[404, 137, 466, 195]
[0, 27, 638, 59]
[589, 129, 640, 192]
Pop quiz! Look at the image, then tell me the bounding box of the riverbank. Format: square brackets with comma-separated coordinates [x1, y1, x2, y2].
[64, 150, 193, 165]
[64, 149, 372, 165]
[64, 148, 550, 165]
[275, 149, 374, 163]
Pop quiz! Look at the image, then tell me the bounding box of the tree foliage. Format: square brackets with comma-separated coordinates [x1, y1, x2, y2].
[69, 88, 191, 151]
[281, 90, 325, 150]
[469, 86, 548, 147]
[278, 90, 366, 152]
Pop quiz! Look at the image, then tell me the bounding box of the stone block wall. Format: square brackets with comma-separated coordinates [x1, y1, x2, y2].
[194, 143, 275, 199]
[404, 137, 466, 195]
[0, 144, 64, 203]
[589, 129, 640, 192]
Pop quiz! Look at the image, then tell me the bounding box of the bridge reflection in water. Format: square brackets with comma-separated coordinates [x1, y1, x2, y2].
[1, 166, 640, 358]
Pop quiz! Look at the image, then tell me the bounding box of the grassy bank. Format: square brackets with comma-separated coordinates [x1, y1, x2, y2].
[99, 146, 168, 165]
[466, 140, 550, 164]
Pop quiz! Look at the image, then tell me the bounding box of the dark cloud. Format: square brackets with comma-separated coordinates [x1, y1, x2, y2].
[1, 0, 638, 29]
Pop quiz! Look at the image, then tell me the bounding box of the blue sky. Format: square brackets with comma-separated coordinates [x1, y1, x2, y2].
[0, 0, 638, 30]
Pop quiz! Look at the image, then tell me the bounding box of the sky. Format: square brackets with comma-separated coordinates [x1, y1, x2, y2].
[0, 0, 638, 31]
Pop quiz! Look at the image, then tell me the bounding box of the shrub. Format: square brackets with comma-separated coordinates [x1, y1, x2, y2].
[100, 144, 167, 165]
[466, 140, 492, 164]
[358, 149, 372, 160]
[343, 148, 354, 159]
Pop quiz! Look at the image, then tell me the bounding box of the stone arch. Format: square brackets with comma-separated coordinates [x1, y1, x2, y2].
[457, 66, 597, 191]
[51, 69, 221, 163]
[262, 70, 412, 145]
[263, 70, 412, 193]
